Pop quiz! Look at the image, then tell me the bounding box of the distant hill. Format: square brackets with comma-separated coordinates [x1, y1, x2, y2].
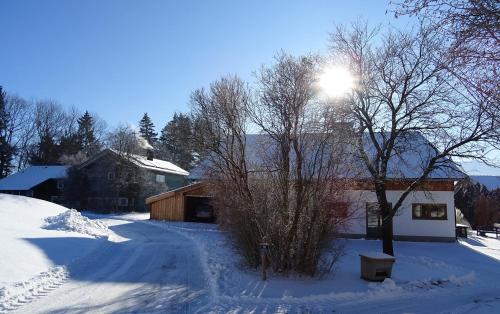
[469, 176, 500, 192]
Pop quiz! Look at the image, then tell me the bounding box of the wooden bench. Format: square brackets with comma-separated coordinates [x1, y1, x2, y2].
[476, 223, 500, 239]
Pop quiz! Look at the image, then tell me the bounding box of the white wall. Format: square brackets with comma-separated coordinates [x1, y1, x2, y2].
[343, 189, 455, 239]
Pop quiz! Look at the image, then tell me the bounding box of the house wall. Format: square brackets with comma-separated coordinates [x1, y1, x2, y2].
[343, 189, 456, 241]
[73, 153, 186, 212]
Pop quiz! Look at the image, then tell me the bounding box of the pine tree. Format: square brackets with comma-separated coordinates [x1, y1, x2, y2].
[138, 113, 157, 146]
[158, 113, 195, 170]
[0, 87, 16, 178]
[77, 111, 99, 156]
[29, 128, 60, 165]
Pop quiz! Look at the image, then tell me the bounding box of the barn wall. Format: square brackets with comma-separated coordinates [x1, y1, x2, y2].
[150, 193, 185, 221]
[148, 183, 211, 221]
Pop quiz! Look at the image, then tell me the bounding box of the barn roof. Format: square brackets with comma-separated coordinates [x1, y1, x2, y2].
[79, 149, 189, 176]
[145, 182, 205, 204]
[0, 166, 69, 191]
[189, 132, 464, 181]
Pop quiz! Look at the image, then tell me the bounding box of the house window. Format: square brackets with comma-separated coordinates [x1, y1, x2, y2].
[107, 172, 115, 180]
[118, 197, 129, 207]
[156, 174, 165, 183]
[412, 203, 447, 220]
[57, 180, 64, 190]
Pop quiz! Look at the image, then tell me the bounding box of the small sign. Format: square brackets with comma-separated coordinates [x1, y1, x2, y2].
[260, 243, 269, 250]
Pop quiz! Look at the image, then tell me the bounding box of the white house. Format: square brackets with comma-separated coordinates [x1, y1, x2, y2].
[183, 133, 464, 241]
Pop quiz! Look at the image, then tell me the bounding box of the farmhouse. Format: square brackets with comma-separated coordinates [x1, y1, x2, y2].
[67, 149, 189, 212]
[147, 133, 464, 241]
[0, 166, 68, 204]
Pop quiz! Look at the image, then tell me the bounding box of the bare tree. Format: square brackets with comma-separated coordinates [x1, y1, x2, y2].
[106, 124, 145, 156]
[330, 21, 498, 255]
[4, 94, 36, 170]
[191, 60, 352, 276]
[392, 0, 500, 142]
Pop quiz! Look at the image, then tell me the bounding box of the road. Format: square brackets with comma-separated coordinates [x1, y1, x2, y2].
[15, 218, 210, 314]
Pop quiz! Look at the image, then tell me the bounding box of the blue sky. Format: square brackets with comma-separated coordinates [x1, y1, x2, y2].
[0, 0, 409, 128]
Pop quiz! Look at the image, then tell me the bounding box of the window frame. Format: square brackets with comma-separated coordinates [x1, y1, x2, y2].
[412, 203, 448, 220]
[118, 197, 129, 207]
[155, 174, 166, 183]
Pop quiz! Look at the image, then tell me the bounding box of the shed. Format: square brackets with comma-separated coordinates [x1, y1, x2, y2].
[146, 182, 215, 222]
[0, 166, 69, 203]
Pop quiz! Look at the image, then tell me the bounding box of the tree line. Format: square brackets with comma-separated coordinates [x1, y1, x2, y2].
[0, 88, 199, 179]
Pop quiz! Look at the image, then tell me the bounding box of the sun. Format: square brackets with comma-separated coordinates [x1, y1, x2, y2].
[318, 65, 355, 98]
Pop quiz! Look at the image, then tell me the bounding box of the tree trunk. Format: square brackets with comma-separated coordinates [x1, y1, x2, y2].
[375, 182, 394, 256]
[382, 214, 394, 256]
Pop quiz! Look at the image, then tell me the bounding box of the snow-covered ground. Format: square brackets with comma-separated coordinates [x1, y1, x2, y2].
[0, 194, 112, 312]
[1, 194, 499, 313]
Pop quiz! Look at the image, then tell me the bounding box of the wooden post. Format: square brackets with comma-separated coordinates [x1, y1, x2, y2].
[260, 242, 269, 281]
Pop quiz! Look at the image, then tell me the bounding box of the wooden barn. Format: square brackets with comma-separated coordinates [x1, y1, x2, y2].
[146, 182, 215, 222]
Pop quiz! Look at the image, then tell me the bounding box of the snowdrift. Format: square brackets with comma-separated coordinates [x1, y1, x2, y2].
[43, 209, 109, 239]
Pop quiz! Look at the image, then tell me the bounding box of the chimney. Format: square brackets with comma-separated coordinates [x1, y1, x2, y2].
[146, 149, 154, 161]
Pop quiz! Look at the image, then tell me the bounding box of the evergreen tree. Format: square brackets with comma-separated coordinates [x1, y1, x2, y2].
[77, 111, 99, 156]
[158, 113, 195, 170]
[29, 128, 60, 165]
[0, 87, 16, 178]
[138, 113, 157, 146]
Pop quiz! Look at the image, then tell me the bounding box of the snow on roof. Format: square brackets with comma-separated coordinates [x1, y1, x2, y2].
[189, 133, 464, 181]
[80, 149, 189, 176]
[470, 176, 500, 191]
[0, 166, 69, 191]
[128, 152, 189, 176]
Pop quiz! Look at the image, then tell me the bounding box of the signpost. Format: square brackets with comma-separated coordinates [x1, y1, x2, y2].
[260, 242, 269, 281]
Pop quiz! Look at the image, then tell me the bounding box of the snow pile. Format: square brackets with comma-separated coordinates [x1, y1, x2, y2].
[43, 209, 110, 239]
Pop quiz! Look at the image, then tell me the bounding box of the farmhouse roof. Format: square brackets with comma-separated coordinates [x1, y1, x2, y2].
[79, 149, 189, 176]
[189, 132, 464, 181]
[0, 166, 69, 191]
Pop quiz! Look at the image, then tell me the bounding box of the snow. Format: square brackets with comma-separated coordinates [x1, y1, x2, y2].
[43, 209, 110, 239]
[130, 152, 189, 176]
[359, 252, 395, 259]
[0, 194, 111, 312]
[189, 133, 464, 181]
[459, 232, 500, 262]
[142, 220, 500, 313]
[0, 166, 68, 191]
[2, 207, 500, 313]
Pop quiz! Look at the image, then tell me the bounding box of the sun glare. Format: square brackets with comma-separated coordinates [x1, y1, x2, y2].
[318, 65, 355, 98]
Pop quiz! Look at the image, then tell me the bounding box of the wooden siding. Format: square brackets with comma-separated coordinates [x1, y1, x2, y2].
[148, 182, 210, 221]
[150, 193, 185, 221]
[347, 180, 455, 191]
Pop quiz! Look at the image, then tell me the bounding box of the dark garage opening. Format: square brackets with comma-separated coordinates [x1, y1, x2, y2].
[184, 196, 215, 223]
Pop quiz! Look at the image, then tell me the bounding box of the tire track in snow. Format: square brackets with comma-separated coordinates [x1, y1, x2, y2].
[0, 266, 69, 313]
